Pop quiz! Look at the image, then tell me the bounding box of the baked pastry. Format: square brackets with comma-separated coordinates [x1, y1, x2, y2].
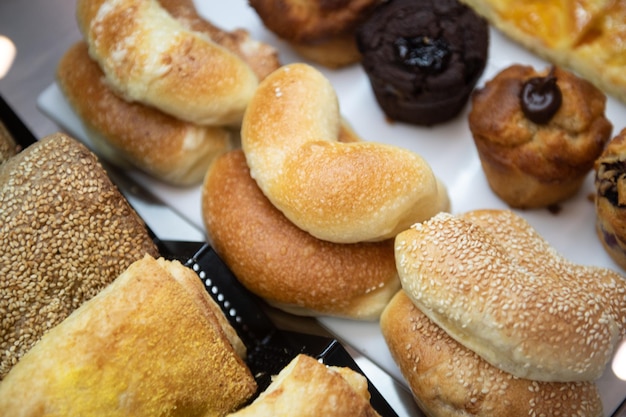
[595, 127, 626, 271]
[0, 133, 159, 379]
[0, 255, 257, 416]
[228, 354, 381, 417]
[356, 0, 489, 126]
[380, 291, 603, 417]
[249, 0, 381, 68]
[394, 209, 626, 382]
[202, 149, 401, 320]
[241, 63, 450, 244]
[459, 0, 626, 104]
[158, 0, 280, 81]
[76, 0, 259, 126]
[57, 42, 232, 186]
[469, 64, 612, 208]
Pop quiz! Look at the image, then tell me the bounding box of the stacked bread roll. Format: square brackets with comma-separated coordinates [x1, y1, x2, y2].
[382, 209, 626, 416]
[58, 0, 281, 186]
[202, 63, 450, 320]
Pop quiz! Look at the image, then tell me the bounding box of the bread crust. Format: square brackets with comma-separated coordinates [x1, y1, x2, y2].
[394, 209, 626, 382]
[57, 42, 232, 186]
[469, 64, 612, 208]
[228, 354, 381, 417]
[381, 291, 603, 417]
[0, 133, 159, 380]
[202, 149, 400, 320]
[241, 63, 449, 243]
[0, 255, 257, 415]
[76, 0, 258, 126]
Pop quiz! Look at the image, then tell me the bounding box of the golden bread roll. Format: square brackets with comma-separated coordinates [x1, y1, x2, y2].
[202, 149, 400, 320]
[248, 0, 380, 67]
[241, 63, 449, 244]
[459, 0, 626, 104]
[0, 133, 158, 380]
[228, 354, 381, 417]
[57, 41, 232, 185]
[394, 209, 626, 382]
[157, 0, 280, 81]
[380, 291, 603, 417]
[0, 255, 256, 416]
[57, 42, 232, 186]
[595, 127, 626, 271]
[469, 64, 612, 208]
[76, 0, 258, 126]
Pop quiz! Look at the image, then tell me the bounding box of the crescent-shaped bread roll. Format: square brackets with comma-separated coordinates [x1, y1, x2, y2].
[0, 133, 159, 380]
[381, 291, 603, 417]
[241, 63, 449, 243]
[395, 209, 626, 382]
[57, 41, 232, 186]
[76, 0, 258, 126]
[0, 255, 256, 416]
[202, 148, 400, 320]
[228, 354, 381, 417]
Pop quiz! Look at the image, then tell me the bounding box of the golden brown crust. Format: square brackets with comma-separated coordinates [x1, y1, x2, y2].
[241, 63, 449, 244]
[287, 33, 362, 68]
[469, 64, 612, 208]
[57, 42, 232, 186]
[157, 0, 281, 80]
[228, 354, 381, 417]
[459, 0, 626, 104]
[381, 291, 603, 417]
[0, 255, 257, 415]
[594, 127, 626, 270]
[0, 133, 159, 380]
[76, 0, 259, 126]
[394, 209, 626, 382]
[202, 149, 400, 320]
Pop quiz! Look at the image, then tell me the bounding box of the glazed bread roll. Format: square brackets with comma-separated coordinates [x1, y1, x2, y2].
[380, 291, 603, 417]
[157, 0, 280, 81]
[76, 0, 258, 126]
[202, 149, 400, 320]
[241, 63, 449, 244]
[57, 42, 232, 186]
[0, 133, 158, 380]
[394, 209, 626, 382]
[228, 354, 381, 417]
[0, 255, 257, 416]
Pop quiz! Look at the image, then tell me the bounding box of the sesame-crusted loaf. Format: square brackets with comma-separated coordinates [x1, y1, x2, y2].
[394, 209, 626, 382]
[0, 255, 256, 415]
[0, 133, 158, 379]
[381, 291, 603, 417]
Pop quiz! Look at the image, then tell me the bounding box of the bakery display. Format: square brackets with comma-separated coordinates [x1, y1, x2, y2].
[202, 149, 401, 320]
[458, 0, 626, 104]
[57, 42, 232, 186]
[0, 133, 159, 380]
[469, 64, 612, 208]
[241, 63, 450, 244]
[394, 209, 626, 382]
[76, 0, 259, 126]
[249, 0, 381, 68]
[381, 291, 603, 417]
[595, 127, 626, 271]
[356, 0, 489, 126]
[228, 354, 381, 417]
[0, 255, 257, 416]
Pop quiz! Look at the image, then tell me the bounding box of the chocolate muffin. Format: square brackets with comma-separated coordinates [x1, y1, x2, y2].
[356, 0, 489, 126]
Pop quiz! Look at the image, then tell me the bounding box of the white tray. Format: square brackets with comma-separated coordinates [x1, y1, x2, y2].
[37, 1, 626, 414]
